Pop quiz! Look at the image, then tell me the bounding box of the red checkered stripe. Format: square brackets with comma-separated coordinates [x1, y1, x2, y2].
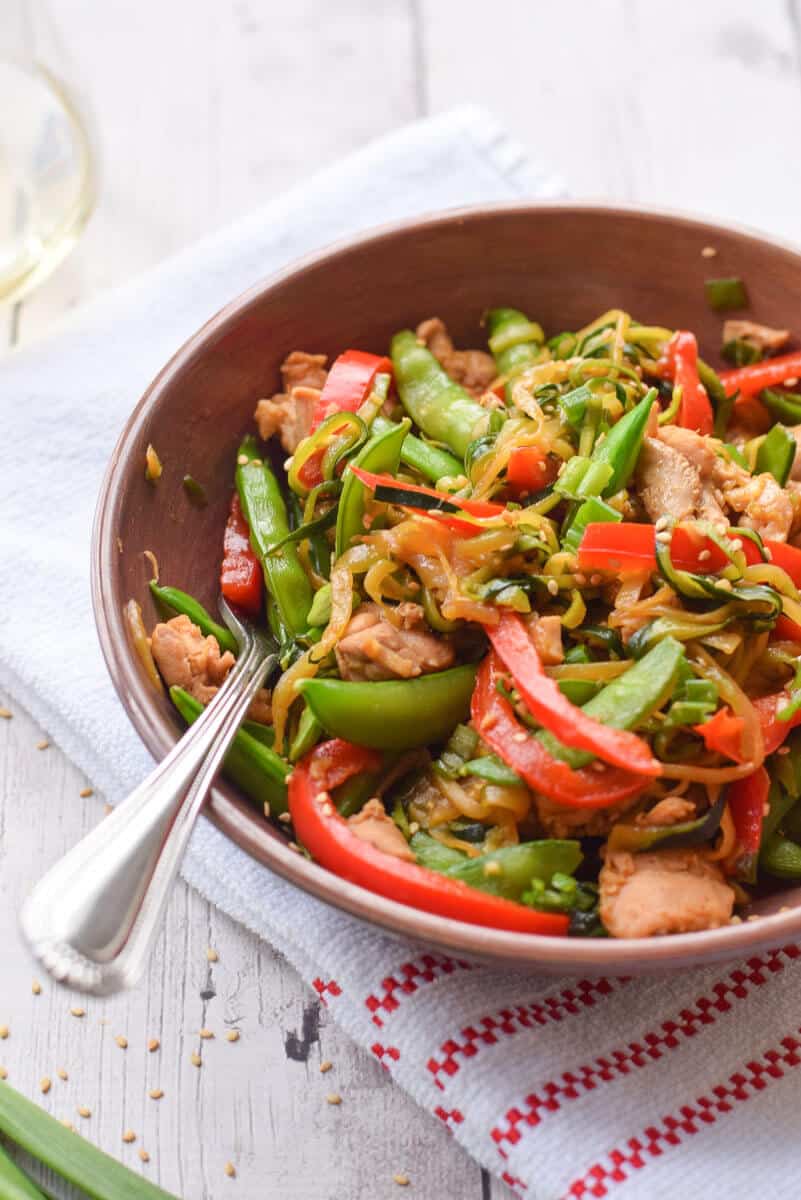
[364, 952, 475, 1029]
[490, 945, 799, 1158]
[312, 977, 342, 1006]
[562, 1031, 801, 1198]
[428, 976, 624, 1090]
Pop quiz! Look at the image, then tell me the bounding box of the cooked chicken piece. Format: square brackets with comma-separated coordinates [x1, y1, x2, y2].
[526, 613, 564, 665]
[254, 351, 329, 454]
[640, 424, 794, 541]
[634, 796, 696, 827]
[151, 615, 272, 724]
[636, 436, 701, 524]
[534, 793, 641, 839]
[416, 317, 496, 397]
[724, 469, 794, 542]
[723, 319, 790, 355]
[347, 798, 415, 861]
[255, 385, 320, 454]
[335, 602, 454, 682]
[786, 428, 801, 482]
[599, 848, 734, 938]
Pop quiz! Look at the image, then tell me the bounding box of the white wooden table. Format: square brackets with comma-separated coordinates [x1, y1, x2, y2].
[3, 2, 801, 1196]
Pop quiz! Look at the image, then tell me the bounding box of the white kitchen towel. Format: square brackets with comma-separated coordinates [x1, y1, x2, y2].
[1, 106, 799, 1200]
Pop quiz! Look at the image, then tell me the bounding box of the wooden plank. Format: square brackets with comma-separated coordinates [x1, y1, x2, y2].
[421, 0, 801, 239]
[0, 698, 485, 1198]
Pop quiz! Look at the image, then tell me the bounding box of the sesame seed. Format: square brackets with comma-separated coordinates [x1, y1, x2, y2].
[0, 1067, 6, 1080]
[191, 1053, 202, 1068]
[547, 579, 559, 596]
[786, 377, 799, 388]
[40, 1077, 51, 1094]
[61, 1120, 74, 1130]
[57, 1068, 68, 1081]
[730, 539, 743, 551]
[224, 1162, 237, 1178]
[701, 246, 718, 258]
[654, 517, 669, 532]
[206, 948, 219, 963]
[103, 803, 113, 816]
[70, 1007, 85, 1018]
[199, 1029, 214, 1040]
[79, 787, 94, 798]
[729, 914, 743, 924]
[319, 1060, 333, 1073]
[483, 861, 502, 877]
[148, 1089, 164, 1100]
[0, 707, 11, 719]
[139, 1149, 150, 1163]
[716, 577, 732, 591]
[0, 1027, 8, 1040]
[574, 572, 587, 585]
[115, 1035, 128, 1049]
[31, 980, 41, 995]
[250, 458, 263, 468]
[237, 454, 249, 466]
[591, 761, 607, 773]
[226, 1031, 240, 1043]
[393, 1174, 411, 1187]
[589, 574, 602, 587]
[263, 802, 271, 819]
[77, 1106, 91, 1119]
[655, 532, 671, 545]
[123, 1130, 137, 1144]
[408, 821, 420, 835]
[278, 812, 292, 824]
[698, 549, 711, 562]
[148, 1039, 160, 1052]
[36, 739, 49, 750]
[326, 1093, 342, 1105]
[513, 732, 527, 743]
[746, 913, 760, 922]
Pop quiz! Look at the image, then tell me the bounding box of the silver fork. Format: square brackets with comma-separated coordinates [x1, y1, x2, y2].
[20, 600, 277, 996]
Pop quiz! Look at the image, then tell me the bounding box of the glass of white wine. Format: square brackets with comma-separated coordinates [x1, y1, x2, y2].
[0, 1, 96, 305]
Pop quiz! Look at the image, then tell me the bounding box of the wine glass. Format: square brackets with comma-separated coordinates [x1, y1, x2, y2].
[0, 1, 96, 305]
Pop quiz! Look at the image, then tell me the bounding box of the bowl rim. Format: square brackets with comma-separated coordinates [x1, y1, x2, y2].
[91, 199, 801, 970]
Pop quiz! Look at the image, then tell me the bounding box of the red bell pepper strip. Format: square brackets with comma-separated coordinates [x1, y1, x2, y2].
[578, 521, 801, 581]
[774, 614, 801, 643]
[288, 739, 569, 936]
[665, 331, 714, 435]
[471, 653, 650, 810]
[720, 349, 801, 398]
[726, 765, 770, 878]
[506, 446, 560, 495]
[484, 612, 661, 775]
[693, 706, 747, 762]
[311, 350, 393, 432]
[220, 493, 263, 614]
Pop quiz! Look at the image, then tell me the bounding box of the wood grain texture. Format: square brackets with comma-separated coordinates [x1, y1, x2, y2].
[4, 1, 801, 1196]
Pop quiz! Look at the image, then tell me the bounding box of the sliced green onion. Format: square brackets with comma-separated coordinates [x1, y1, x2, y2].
[705, 277, 748, 311]
[181, 474, 208, 507]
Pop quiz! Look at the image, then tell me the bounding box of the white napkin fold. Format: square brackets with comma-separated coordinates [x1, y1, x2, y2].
[2, 106, 799, 1200]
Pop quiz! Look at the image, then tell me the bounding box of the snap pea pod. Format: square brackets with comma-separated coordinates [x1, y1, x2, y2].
[0, 1142, 46, 1200]
[411, 832, 581, 901]
[298, 664, 479, 750]
[538, 637, 684, 769]
[760, 831, 801, 878]
[755, 423, 796, 486]
[289, 700, 323, 764]
[591, 388, 656, 497]
[149, 581, 237, 655]
[391, 330, 488, 459]
[335, 419, 410, 557]
[0, 1076, 179, 1199]
[236, 436, 314, 637]
[170, 686, 289, 814]
[486, 307, 544, 400]
[371, 414, 462, 483]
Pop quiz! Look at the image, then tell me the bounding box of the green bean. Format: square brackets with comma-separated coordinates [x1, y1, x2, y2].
[371, 415, 462, 483]
[236, 436, 313, 637]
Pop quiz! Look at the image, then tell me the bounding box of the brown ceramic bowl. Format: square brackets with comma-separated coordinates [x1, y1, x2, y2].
[92, 203, 801, 974]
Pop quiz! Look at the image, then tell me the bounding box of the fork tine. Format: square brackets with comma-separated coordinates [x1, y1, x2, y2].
[218, 597, 252, 653]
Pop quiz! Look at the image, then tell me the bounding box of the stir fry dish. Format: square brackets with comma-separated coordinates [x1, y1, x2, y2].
[141, 305, 801, 939]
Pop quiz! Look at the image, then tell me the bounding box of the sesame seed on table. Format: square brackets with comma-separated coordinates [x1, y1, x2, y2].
[3, 1, 801, 1197]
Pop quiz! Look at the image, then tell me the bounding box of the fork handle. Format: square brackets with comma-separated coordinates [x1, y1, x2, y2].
[20, 644, 276, 995]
